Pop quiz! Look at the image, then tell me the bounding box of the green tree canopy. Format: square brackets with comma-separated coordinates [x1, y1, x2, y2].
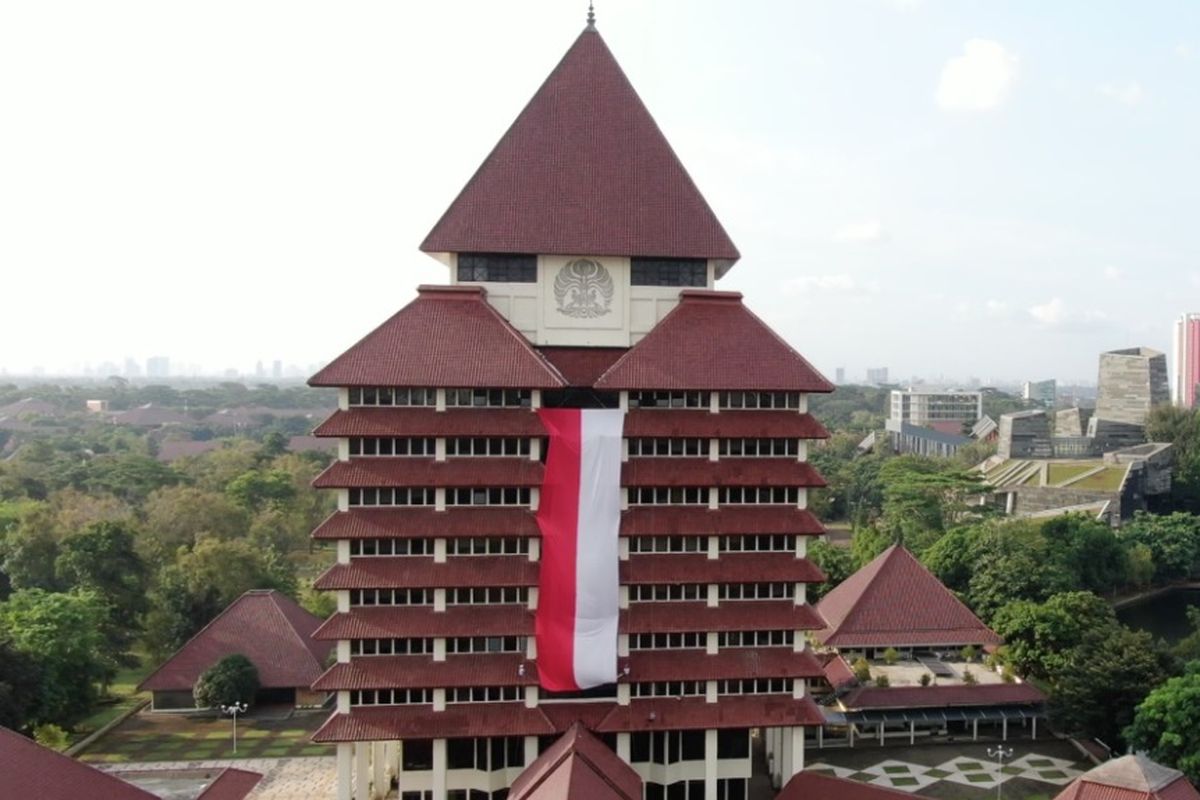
[194, 654, 260, 709]
[806, 539, 855, 601]
[1118, 512, 1200, 582]
[1125, 662, 1200, 784]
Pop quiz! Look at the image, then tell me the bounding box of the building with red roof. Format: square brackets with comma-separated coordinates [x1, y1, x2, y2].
[0, 725, 158, 800]
[810, 545, 1044, 750]
[139, 590, 332, 711]
[507, 724, 642, 800]
[1054, 754, 1200, 800]
[309, 10, 833, 800]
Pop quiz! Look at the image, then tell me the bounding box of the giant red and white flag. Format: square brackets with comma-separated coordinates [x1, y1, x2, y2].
[535, 408, 624, 691]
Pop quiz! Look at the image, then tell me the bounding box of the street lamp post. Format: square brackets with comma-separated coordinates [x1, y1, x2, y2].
[987, 745, 1015, 800]
[220, 702, 249, 755]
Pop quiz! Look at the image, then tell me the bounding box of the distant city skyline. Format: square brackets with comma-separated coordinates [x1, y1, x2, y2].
[3, 2, 1198, 381]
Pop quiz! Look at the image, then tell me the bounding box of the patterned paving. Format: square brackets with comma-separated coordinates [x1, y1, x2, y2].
[808, 752, 1083, 793]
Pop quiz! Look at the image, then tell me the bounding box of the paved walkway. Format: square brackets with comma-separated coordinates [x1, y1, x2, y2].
[103, 757, 336, 800]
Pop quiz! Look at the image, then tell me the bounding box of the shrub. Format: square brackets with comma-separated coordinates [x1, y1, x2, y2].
[34, 724, 69, 751]
[1001, 665, 1016, 683]
[875, 673, 890, 688]
[852, 657, 871, 683]
[194, 654, 259, 710]
[961, 645, 978, 663]
[882, 647, 899, 665]
[961, 669, 977, 685]
[919, 673, 932, 687]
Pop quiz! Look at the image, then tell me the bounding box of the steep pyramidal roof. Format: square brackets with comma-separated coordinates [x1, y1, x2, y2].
[815, 544, 1001, 648]
[309, 285, 566, 389]
[140, 590, 332, 692]
[1054, 755, 1200, 800]
[507, 724, 642, 800]
[420, 27, 739, 266]
[595, 291, 833, 392]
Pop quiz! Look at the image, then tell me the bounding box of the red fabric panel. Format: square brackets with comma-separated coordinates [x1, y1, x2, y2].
[536, 409, 583, 691]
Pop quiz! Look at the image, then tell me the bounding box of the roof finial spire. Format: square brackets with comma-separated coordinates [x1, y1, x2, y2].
[586, 0, 596, 30]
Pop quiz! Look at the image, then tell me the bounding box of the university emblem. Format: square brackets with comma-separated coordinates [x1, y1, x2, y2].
[553, 259, 614, 319]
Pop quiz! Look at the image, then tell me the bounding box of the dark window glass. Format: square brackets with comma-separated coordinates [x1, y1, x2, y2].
[717, 728, 749, 759]
[458, 253, 537, 283]
[631, 732, 651, 763]
[402, 740, 433, 770]
[631, 258, 707, 287]
[681, 730, 705, 761]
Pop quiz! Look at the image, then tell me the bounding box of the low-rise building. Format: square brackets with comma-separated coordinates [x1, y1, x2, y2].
[1054, 754, 1200, 800]
[889, 389, 981, 432]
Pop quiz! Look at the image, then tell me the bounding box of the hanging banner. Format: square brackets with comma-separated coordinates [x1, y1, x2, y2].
[535, 408, 624, 691]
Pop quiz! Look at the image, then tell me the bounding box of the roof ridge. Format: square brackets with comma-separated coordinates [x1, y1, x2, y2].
[136, 589, 261, 692]
[266, 590, 328, 671]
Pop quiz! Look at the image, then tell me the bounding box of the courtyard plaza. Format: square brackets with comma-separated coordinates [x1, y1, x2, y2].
[102, 757, 335, 800]
[806, 739, 1090, 800]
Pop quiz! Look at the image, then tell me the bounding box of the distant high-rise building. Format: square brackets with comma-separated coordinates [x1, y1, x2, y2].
[146, 356, 170, 378]
[1095, 347, 1169, 428]
[272, 360, 283, 380]
[123, 358, 142, 378]
[835, 367, 845, 384]
[1022, 379, 1056, 408]
[865, 367, 889, 385]
[1173, 313, 1200, 407]
[255, 360, 266, 378]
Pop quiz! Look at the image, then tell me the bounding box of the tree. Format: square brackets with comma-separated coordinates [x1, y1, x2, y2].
[1124, 662, 1200, 784]
[54, 521, 148, 672]
[142, 486, 249, 557]
[806, 540, 855, 600]
[0, 634, 42, 731]
[0, 589, 109, 724]
[1119, 512, 1200, 582]
[965, 520, 1076, 621]
[194, 654, 259, 709]
[850, 525, 892, 569]
[1049, 624, 1170, 746]
[225, 469, 296, 511]
[922, 525, 982, 594]
[1041, 515, 1128, 596]
[991, 592, 1116, 682]
[1127, 543, 1156, 588]
[1147, 406, 1200, 512]
[876, 457, 989, 554]
[82, 455, 179, 503]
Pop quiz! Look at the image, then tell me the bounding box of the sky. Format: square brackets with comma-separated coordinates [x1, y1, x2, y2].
[2, 0, 1198, 384]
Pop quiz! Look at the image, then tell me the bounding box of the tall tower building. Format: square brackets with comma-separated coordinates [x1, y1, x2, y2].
[1173, 313, 1200, 407]
[309, 17, 832, 800]
[1095, 347, 1169, 428]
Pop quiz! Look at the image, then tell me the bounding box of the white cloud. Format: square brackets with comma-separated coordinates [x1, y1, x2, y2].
[786, 274, 881, 295]
[1098, 80, 1145, 106]
[1028, 297, 1066, 326]
[1176, 43, 1196, 61]
[1103, 266, 1122, 281]
[936, 39, 1018, 111]
[834, 219, 887, 243]
[985, 299, 1009, 317]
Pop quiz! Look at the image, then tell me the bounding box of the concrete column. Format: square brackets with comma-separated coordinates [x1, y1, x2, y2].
[817, 725, 824, 749]
[707, 584, 718, 608]
[709, 438, 719, 461]
[371, 741, 387, 800]
[336, 743, 353, 800]
[780, 728, 793, 778]
[386, 741, 399, 781]
[849, 724, 855, 748]
[432, 738, 447, 800]
[433, 538, 446, 563]
[435, 437, 446, 461]
[879, 723, 885, 746]
[790, 726, 804, 775]
[1002, 718, 1008, 741]
[337, 539, 351, 565]
[617, 733, 631, 762]
[354, 742, 370, 800]
[972, 719, 978, 741]
[433, 638, 446, 662]
[706, 632, 718, 655]
[525, 736, 538, 768]
[704, 729, 718, 799]
[1032, 717, 1038, 740]
[910, 721, 916, 745]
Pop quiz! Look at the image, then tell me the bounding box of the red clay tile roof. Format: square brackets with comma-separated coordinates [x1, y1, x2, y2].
[194, 768, 263, 800]
[624, 648, 824, 682]
[509, 724, 642, 800]
[1054, 756, 1200, 800]
[622, 458, 825, 488]
[309, 286, 566, 389]
[313, 653, 535, 691]
[312, 508, 540, 540]
[839, 682, 1045, 710]
[623, 600, 826, 633]
[314, 557, 539, 590]
[818, 653, 858, 689]
[111, 403, 194, 427]
[537, 348, 628, 387]
[286, 435, 337, 455]
[156, 439, 221, 462]
[620, 507, 825, 536]
[623, 409, 829, 439]
[815, 544, 1002, 648]
[314, 695, 822, 742]
[0, 726, 159, 800]
[595, 292, 834, 392]
[623, 553, 825, 584]
[594, 695, 824, 732]
[314, 606, 534, 640]
[313, 457, 543, 488]
[779, 772, 918, 800]
[313, 408, 546, 437]
[419, 29, 738, 264]
[139, 590, 331, 692]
